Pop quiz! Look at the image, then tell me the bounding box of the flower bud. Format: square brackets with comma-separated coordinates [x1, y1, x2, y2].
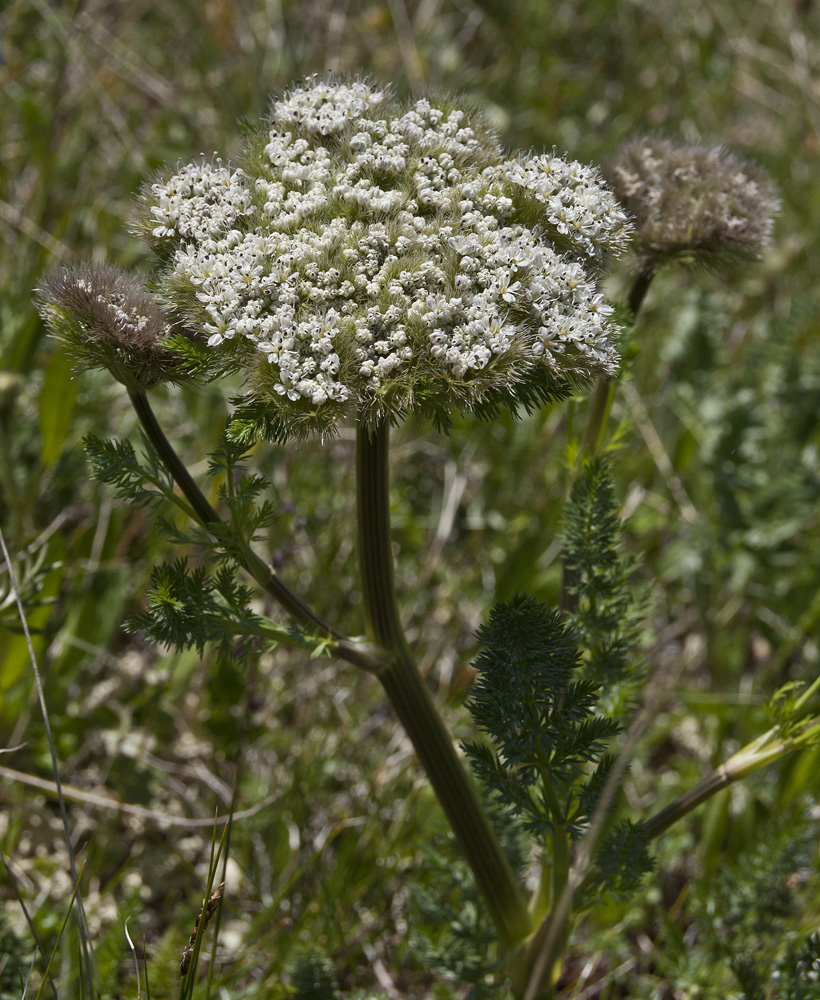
[36, 264, 188, 390]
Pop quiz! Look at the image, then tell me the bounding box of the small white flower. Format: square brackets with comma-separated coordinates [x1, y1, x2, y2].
[138, 76, 630, 434]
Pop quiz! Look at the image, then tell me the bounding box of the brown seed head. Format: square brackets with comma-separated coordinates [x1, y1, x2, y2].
[37, 263, 188, 389]
[603, 137, 779, 269]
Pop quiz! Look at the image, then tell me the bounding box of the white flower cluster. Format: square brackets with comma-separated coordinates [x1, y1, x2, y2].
[501, 155, 631, 262]
[273, 78, 388, 136]
[140, 77, 631, 430]
[148, 160, 254, 241]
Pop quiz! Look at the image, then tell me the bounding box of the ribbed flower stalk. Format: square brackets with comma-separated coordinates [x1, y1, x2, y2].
[355, 419, 531, 948]
[576, 260, 657, 465]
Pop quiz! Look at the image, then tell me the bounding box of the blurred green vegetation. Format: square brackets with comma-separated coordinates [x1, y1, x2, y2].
[1, 0, 820, 996]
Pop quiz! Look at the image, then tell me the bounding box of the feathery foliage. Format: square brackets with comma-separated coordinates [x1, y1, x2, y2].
[579, 819, 653, 903]
[125, 557, 296, 656]
[651, 807, 820, 999]
[410, 811, 528, 997]
[562, 457, 647, 717]
[463, 594, 621, 840]
[208, 434, 280, 547]
[460, 461, 657, 937]
[84, 434, 182, 513]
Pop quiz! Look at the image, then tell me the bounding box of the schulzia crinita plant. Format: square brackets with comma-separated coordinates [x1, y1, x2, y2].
[37, 78, 816, 998]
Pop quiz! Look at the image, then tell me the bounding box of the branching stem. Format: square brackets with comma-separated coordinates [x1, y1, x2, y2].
[129, 386, 534, 947]
[127, 389, 383, 672]
[519, 772, 571, 999]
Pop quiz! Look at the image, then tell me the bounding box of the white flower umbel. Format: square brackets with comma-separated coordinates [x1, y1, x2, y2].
[148, 160, 255, 242]
[136, 77, 632, 437]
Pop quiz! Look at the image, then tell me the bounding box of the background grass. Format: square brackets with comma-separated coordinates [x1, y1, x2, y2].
[2, 0, 820, 996]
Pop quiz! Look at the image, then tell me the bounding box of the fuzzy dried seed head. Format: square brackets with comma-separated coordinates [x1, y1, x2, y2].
[603, 137, 778, 267]
[37, 264, 186, 389]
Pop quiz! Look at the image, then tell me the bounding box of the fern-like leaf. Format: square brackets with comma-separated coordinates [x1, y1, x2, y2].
[464, 594, 620, 839]
[562, 457, 648, 717]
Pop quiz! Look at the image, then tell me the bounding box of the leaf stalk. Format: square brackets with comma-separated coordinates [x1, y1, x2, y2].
[644, 717, 820, 840]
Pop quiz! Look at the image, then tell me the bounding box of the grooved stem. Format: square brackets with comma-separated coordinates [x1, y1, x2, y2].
[356, 420, 531, 948]
[580, 378, 615, 459]
[628, 266, 656, 318]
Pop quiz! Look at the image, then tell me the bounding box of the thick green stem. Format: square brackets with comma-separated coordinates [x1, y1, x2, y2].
[628, 266, 656, 319]
[579, 378, 615, 459]
[644, 769, 737, 841]
[546, 788, 570, 908]
[128, 389, 382, 672]
[354, 419, 410, 657]
[356, 420, 531, 948]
